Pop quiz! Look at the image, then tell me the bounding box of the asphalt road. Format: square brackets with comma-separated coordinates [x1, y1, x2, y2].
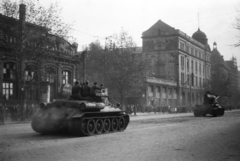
[0, 111, 240, 161]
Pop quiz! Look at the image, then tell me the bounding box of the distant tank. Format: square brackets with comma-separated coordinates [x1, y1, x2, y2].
[193, 96, 225, 117]
[31, 89, 129, 136]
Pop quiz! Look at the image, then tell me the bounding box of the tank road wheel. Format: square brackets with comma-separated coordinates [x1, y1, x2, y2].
[111, 118, 119, 132]
[86, 119, 96, 135]
[95, 119, 104, 134]
[118, 117, 125, 131]
[103, 119, 111, 133]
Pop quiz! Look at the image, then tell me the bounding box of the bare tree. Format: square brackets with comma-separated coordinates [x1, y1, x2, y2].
[234, 4, 240, 47]
[0, 0, 74, 120]
[104, 29, 149, 105]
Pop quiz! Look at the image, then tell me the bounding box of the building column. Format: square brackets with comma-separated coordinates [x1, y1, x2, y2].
[58, 64, 62, 93]
[166, 87, 169, 106]
[0, 60, 3, 100]
[72, 65, 76, 84]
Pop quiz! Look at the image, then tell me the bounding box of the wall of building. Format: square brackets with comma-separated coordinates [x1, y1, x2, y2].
[142, 20, 211, 108]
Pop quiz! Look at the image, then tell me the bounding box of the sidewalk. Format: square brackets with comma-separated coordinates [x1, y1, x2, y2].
[0, 117, 31, 125]
[129, 112, 193, 121]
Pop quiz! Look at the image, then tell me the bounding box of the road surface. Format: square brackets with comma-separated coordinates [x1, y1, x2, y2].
[0, 111, 240, 161]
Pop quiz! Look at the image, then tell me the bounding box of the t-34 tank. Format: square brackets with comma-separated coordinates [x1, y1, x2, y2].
[31, 90, 129, 136]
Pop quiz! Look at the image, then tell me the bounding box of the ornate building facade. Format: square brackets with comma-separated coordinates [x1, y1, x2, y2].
[142, 20, 212, 107]
[0, 4, 81, 107]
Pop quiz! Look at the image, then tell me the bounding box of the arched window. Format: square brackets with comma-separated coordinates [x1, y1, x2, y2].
[62, 70, 71, 84]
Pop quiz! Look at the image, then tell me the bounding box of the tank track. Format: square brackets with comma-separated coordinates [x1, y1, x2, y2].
[68, 115, 129, 136]
[194, 107, 225, 117]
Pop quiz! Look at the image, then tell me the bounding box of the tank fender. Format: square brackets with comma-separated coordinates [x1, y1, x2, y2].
[71, 113, 85, 118]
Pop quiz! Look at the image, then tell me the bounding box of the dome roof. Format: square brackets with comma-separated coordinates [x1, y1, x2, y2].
[192, 28, 208, 45]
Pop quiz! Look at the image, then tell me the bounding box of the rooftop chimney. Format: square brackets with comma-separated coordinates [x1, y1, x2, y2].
[19, 4, 26, 23]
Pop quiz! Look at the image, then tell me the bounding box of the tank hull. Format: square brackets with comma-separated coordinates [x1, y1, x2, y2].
[31, 100, 130, 136]
[193, 104, 225, 117]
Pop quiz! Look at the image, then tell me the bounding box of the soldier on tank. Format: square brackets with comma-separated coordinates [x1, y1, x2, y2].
[82, 81, 90, 97]
[100, 83, 104, 90]
[71, 81, 81, 100]
[90, 82, 100, 96]
[90, 82, 102, 102]
[204, 91, 218, 108]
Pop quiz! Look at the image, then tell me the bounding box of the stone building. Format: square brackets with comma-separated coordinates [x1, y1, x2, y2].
[211, 42, 230, 95]
[141, 20, 212, 107]
[225, 57, 239, 106]
[0, 4, 81, 107]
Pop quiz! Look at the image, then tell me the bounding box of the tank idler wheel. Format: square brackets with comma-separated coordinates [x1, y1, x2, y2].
[103, 119, 111, 133]
[111, 118, 119, 132]
[95, 119, 104, 134]
[118, 117, 125, 131]
[86, 119, 96, 136]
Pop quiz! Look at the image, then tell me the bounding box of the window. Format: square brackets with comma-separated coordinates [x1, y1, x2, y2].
[195, 62, 198, 74]
[191, 60, 194, 72]
[186, 46, 189, 53]
[196, 76, 198, 87]
[199, 63, 201, 74]
[156, 87, 160, 98]
[181, 56, 184, 70]
[191, 48, 194, 55]
[3, 62, 16, 80]
[203, 65, 205, 76]
[187, 74, 190, 86]
[148, 85, 154, 97]
[181, 73, 184, 85]
[162, 87, 166, 99]
[3, 83, 13, 100]
[26, 84, 37, 100]
[187, 59, 189, 72]
[199, 77, 202, 88]
[180, 42, 185, 50]
[25, 71, 34, 81]
[191, 73, 194, 86]
[168, 88, 172, 98]
[42, 68, 55, 83]
[62, 70, 71, 84]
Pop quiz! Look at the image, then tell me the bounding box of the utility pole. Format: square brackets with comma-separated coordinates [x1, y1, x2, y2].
[190, 72, 194, 108]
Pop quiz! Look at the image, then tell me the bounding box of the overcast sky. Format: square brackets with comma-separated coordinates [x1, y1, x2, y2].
[40, 0, 240, 63]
